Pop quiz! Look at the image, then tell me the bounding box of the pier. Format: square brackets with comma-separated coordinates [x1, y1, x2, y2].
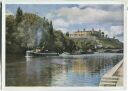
[99, 60, 123, 87]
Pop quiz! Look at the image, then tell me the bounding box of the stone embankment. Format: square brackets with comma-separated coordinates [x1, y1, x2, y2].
[99, 60, 123, 87]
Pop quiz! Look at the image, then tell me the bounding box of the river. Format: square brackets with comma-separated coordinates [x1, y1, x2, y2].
[6, 53, 123, 86]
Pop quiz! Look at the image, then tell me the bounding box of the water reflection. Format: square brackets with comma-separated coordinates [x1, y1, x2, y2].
[72, 59, 87, 74]
[6, 53, 123, 86]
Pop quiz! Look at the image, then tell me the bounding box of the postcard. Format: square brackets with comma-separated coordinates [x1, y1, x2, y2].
[3, 2, 127, 91]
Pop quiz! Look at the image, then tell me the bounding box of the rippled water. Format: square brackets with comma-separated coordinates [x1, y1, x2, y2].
[6, 53, 123, 86]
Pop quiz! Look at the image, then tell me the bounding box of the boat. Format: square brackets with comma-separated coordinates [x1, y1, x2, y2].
[59, 52, 71, 58]
[25, 50, 59, 57]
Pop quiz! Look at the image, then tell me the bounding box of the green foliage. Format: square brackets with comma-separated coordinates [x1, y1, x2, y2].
[6, 8, 53, 55]
[53, 30, 76, 53]
[99, 38, 123, 49]
[6, 15, 21, 54]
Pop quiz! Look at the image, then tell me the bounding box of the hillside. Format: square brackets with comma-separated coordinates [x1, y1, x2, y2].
[70, 30, 123, 53]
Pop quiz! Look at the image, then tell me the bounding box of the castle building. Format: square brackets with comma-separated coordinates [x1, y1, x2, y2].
[70, 30, 90, 38]
[69, 29, 96, 40]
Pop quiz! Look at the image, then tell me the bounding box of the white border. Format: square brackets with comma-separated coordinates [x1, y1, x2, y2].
[2, 1, 127, 91]
[5, 0, 128, 4]
[0, 2, 1, 91]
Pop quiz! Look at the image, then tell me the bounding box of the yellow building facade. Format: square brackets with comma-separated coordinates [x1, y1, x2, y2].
[69, 30, 92, 39]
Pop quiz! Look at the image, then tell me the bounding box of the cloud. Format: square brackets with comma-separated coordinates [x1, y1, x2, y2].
[49, 5, 123, 29]
[46, 4, 123, 41]
[53, 18, 69, 28]
[108, 26, 123, 41]
[116, 33, 123, 37]
[60, 7, 121, 23]
[99, 26, 123, 42]
[110, 26, 123, 37]
[78, 4, 123, 12]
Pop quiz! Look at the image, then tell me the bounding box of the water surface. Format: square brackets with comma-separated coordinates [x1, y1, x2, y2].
[6, 53, 123, 86]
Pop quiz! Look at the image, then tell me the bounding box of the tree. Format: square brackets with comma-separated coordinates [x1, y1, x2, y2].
[47, 21, 55, 51]
[16, 7, 23, 24]
[92, 28, 94, 31]
[101, 32, 104, 37]
[49, 21, 53, 34]
[113, 36, 115, 39]
[99, 30, 102, 37]
[66, 32, 69, 37]
[105, 34, 108, 38]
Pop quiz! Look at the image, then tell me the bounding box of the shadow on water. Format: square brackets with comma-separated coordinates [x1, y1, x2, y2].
[6, 53, 123, 86]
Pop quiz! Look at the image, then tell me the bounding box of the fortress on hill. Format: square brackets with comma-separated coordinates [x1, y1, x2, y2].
[69, 28, 100, 40]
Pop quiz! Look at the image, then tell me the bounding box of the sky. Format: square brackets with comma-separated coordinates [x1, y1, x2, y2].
[6, 4, 124, 42]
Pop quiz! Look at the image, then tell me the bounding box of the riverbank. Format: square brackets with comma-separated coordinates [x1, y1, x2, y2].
[26, 52, 123, 59]
[99, 60, 123, 87]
